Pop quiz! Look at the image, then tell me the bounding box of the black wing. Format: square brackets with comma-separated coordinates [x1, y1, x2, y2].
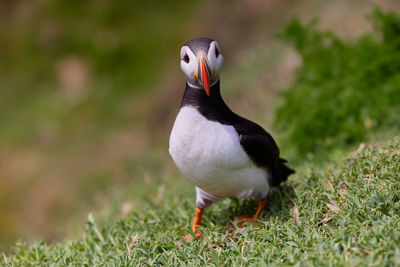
[236, 120, 279, 168]
[235, 119, 294, 186]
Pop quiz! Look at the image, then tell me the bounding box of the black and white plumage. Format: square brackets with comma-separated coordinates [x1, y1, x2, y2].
[169, 38, 294, 233]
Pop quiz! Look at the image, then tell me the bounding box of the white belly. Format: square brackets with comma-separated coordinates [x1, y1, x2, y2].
[169, 106, 270, 199]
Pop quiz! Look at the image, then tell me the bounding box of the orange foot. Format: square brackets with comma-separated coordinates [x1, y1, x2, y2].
[230, 216, 257, 228]
[232, 199, 267, 228]
[235, 216, 257, 227]
[177, 232, 202, 247]
[177, 207, 204, 247]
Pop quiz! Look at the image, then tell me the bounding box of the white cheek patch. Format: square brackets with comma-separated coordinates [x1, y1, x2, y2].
[180, 46, 200, 87]
[207, 41, 224, 80]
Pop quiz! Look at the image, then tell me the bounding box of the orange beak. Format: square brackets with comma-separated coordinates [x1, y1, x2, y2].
[200, 57, 210, 96]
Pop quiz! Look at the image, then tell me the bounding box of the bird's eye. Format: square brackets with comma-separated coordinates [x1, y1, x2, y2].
[183, 54, 190, 63]
[215, 47, 220, 57]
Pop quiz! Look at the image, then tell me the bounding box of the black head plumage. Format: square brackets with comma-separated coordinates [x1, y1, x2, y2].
[184, 37, 214, 55]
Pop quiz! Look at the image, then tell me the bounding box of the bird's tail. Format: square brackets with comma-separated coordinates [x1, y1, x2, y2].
[270, 158, 295, 187]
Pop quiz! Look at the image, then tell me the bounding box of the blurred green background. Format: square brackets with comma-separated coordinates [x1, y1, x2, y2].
[1, 0, 399, 251]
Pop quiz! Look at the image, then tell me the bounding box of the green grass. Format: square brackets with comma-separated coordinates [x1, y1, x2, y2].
[2, 136, 399, 265]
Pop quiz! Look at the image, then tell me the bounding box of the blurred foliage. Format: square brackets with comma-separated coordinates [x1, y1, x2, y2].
[275, 8, 400, 158]
[0, 0, 202, 249]
[0, 0, 198, 147]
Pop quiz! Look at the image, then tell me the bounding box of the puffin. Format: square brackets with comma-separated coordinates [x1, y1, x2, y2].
[169, 37, 295, 240]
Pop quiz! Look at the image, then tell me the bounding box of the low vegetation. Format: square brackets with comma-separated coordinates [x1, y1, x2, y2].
[2, 137, 399, 265]
[275, 9, 400, 158]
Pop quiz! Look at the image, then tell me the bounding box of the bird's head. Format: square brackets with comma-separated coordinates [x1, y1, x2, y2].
[180, 37, 224, 96]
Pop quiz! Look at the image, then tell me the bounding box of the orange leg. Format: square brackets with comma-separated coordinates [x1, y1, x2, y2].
[192, 207, 204, 235]
[236, 199, 267, 225]
[178, 207, 204, 246]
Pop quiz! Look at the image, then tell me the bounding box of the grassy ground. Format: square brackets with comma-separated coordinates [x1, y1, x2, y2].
[2, 137, 399, 265]
[2, 0, 400, 261]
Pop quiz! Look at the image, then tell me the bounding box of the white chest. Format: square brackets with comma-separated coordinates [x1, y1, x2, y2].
[169, 106, 270, 199]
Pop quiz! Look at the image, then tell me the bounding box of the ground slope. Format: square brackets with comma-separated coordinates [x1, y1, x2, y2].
[2, 136, 399, 266]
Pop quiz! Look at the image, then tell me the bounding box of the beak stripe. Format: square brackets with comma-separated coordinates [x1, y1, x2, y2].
[201, 57, 210, 96]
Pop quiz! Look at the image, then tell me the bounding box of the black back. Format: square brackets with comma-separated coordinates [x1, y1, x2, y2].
[181, 81, 295, 186]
